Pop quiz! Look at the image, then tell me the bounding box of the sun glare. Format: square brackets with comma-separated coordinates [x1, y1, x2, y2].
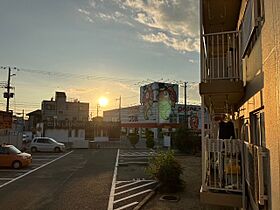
[99, 97, 108, 106]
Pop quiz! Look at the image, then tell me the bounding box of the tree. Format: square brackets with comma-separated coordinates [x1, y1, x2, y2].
[128, 133, 139, 149]
[174, 126, 201, 154]
[145, 130, 155, 149]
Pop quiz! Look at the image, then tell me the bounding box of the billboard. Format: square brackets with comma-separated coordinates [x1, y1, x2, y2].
[177, 105, 205, 129]
[140, 82, 178, 122]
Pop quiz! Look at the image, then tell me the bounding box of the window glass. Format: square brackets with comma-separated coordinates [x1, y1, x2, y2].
[0, 147, 6, 154]
[9, 146, 21, 154]
[37, 139, 44, 143]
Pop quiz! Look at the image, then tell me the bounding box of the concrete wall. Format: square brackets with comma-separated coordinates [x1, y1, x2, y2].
[262, 0, 280, 208]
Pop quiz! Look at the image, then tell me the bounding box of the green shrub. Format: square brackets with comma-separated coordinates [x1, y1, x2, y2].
[146, 150, 184, 193]
[145, 130, 155, 149]
[128, 133, 139, 148]
[174, 126, 201, 154]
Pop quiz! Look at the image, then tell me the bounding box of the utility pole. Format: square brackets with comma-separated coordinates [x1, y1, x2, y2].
[1, 66, 17, 113]
[184, 82, 188, 126]
[6, 67, 11, 113]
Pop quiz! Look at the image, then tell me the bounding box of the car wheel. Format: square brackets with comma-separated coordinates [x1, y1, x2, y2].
[54, 147, 61, 153]
[31, 147, 37, 153]
[12, 161, 22, 169]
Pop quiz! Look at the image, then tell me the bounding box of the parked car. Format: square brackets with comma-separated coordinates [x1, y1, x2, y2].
[0, 144, 32, 169]
[29, 137, 65, 153]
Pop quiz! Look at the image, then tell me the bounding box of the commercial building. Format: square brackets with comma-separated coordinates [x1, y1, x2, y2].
[104, 104, 208, 131]
[199, 0, 279, 209]
[39, 92, 89, 147]
[104, 82, 210, 142]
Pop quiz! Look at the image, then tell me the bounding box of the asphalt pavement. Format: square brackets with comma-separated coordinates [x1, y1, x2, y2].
[0, 149, 117, 210]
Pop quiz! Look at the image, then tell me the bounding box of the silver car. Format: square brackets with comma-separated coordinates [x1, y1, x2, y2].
[29, 137, 65, 153]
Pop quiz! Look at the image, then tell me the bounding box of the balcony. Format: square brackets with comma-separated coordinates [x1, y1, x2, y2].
[199, 31, 244, 113]
[200, 138, 244, 208]
[244, 142, 270, 209]
[200, 138, 270, 208]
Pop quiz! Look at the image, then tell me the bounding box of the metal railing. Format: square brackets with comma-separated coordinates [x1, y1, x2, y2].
[201, 31, 241, 82]
[202, 137, 270, 208]
[244, 142, 269, 207]
[202, 138, 243, 193]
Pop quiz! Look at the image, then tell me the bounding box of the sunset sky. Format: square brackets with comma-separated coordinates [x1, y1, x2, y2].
[0, 0, 200, 116]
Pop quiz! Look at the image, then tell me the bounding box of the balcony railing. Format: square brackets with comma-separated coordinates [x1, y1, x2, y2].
[202, 138, 243, 193]
[201, 31, 241, 82]
[202, 137, 270, 208]
[244, 142, 269, 207]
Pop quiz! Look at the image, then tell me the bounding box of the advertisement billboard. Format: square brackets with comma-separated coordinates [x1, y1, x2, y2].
[140, 82, 178, 122]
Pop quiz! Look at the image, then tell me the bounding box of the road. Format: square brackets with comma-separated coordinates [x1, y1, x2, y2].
[0, 149, 117, 210]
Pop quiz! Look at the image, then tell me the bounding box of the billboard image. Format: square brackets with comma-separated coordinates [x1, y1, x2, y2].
[140, 82, 178, 122]
[158, 83, 178, 122]
[140, 83, 155, 120]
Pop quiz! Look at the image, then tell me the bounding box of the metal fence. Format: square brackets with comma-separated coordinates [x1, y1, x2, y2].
[0, 130, 23, 149]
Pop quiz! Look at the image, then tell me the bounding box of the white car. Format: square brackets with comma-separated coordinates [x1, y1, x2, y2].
[29, 137, 65, 153]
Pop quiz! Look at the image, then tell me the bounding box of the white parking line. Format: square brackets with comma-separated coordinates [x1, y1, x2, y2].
[107, 149, 119, 210]
[114, 202, 138, 210]
[114, 181, 157, 196]
[115, 181, 140, 190]
[113, 189, 152, 204]
[0, 151, 73, 189]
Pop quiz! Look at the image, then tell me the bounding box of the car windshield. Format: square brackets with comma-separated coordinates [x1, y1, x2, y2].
[9, 146, 22, 154]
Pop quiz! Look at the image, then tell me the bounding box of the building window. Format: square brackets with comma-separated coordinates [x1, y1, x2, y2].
[75, 129, 78, 137]
[241, 0, 265, 58]
[250, 109, 265, 146]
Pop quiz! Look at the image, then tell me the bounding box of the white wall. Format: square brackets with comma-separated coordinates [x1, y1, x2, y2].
[45, 129, 85, 143]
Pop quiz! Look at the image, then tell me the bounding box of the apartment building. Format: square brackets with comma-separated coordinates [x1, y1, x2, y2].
[40, 92, 89, 147]
[199, 0, 279, 209]
[42, 92, 89, 122]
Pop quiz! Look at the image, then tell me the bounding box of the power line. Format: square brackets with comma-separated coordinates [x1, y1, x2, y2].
[20, 68, 139, 83]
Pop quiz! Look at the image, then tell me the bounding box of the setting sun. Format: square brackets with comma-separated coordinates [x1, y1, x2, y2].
[98, 97, 108, 106]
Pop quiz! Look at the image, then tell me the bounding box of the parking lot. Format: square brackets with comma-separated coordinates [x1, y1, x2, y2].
[108, 149, 159, 210]
[0, 151, 73, 189]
